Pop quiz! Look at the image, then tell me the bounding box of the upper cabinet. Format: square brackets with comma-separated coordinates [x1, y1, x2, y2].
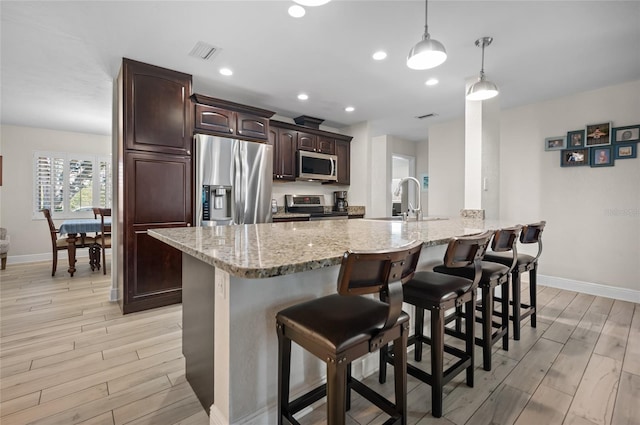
[270, 119, 352, 184]
[123, 59, 192, 155]
[192, 94, 275, 142]
[268, 127, 296, 181]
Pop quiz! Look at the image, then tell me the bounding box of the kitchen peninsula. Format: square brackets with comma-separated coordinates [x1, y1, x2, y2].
[149, 217, 509, 424]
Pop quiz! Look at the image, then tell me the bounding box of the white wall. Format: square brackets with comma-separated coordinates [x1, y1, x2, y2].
[0, 125, 111, 261]
[429, 79, 640, 296]
[428, 117, 466, 217]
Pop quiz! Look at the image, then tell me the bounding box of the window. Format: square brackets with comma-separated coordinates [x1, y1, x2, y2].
[34, 151, 112, 218]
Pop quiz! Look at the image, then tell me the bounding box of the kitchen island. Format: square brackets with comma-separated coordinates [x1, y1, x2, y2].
[149, 217, 505, 424]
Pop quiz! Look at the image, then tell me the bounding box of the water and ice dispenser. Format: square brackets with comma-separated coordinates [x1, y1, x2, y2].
[201, 185, 232, 226]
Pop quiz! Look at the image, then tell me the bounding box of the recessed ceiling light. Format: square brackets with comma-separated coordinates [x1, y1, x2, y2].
[345, 106, 355, 112]
[425, 78, 439, 86]
[372, 51, 387, 61]
[219, 68, 233, 76]
[297, 93, 309, 100]
[288, 5, 306, 17]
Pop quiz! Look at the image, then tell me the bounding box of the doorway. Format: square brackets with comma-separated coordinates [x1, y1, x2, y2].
[391, 155, 415, 216]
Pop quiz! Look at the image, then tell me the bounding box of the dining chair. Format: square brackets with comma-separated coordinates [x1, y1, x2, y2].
[42, 209, 95, 276]
[95, 208, 112, 275]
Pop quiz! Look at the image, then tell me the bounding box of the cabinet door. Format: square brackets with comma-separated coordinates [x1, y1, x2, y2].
[194, 104, 234, 135]
[123, 151, 192, 313]
[297, 132, 317, 152]
[277, 129, 297, 180]
[335, 140, 350, 185]
[236, 112, 269, 140]
[317, 136, 335, 155]
[123, 59, 192, 155]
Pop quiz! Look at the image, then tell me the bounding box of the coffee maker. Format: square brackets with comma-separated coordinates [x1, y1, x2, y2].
[333, 191, 348, 212]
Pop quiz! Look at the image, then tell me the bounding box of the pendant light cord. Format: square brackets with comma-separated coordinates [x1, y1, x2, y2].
[423, 0, 430, 38]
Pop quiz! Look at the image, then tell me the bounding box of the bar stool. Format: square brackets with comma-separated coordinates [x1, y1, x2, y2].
[484, 221, 545, 340]
[433, 226, 522, 371]
[276, 240, 423, 425]
[379, 231, 493, 418]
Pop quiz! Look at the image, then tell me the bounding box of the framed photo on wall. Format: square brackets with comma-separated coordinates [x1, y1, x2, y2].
[545, 136, 566, 151]
[567, 130, 585, 147]
[590, 146, 614, 167]
[585, 122, 611, 147]
[612, 125, 640, 143]
[560, 148, 589, 167]
[613, 143, 637, 159]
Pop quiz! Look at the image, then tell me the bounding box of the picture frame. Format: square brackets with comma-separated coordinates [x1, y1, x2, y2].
[590, 146, 614, 167]
[560, 148, 589, 167]
[566, 130, 585, 147]
[585, 122, 611, 147]
[612, 125, 640, 143]
[545, 136, 566, 151]
[613, 142, 637, 159]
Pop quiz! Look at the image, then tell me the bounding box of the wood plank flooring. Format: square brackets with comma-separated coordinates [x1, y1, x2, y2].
[1, 261, 638, 425]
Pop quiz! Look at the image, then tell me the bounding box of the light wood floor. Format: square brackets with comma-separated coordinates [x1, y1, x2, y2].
[1, 261, 638, 425]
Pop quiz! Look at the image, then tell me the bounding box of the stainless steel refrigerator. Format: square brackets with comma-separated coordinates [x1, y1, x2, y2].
[195, 135, 273, 226]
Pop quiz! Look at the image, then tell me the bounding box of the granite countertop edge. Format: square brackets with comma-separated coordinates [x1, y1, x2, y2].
[148, 217, 506, 279]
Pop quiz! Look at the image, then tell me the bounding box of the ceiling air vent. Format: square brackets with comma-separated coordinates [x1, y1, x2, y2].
[189, 42, 219, 60]
[415, 113, 439, 120]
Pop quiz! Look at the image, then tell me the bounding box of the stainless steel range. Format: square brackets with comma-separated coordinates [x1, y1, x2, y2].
[285, 195, 348, 221]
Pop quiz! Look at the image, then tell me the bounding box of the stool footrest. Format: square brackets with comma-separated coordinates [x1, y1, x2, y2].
[287, 384, 327, 417]
[351, 378, 402, 420]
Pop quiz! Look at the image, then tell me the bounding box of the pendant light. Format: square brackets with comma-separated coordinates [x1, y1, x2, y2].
[293, 0, 331, 6]
[407, 0, 447, 70]
[466, 37, 499, 101]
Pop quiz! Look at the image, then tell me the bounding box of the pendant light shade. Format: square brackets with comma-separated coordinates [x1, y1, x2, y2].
[292, 0, 331, 6]
[467, 37, 499, 101]
[407, 0, 447, 70]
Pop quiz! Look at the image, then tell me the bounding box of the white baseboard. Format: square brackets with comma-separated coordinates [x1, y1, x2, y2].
[539, 274, 640, 303]
[6, 252, 91, 265]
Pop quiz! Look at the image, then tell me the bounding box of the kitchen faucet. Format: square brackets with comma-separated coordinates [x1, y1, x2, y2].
[394, 177, 423, 221]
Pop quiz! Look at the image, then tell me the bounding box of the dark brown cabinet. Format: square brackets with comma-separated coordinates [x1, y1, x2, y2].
[297, 132, 317, 152]
[317, 136, 336, 155]
[117, 58, 192, 314]
[192, 94, 273, 142]
[270, 119, 352, 183]
[335, 139, 350, 185]
[297, 133, 335, 154]
[269, 127, 296, 181]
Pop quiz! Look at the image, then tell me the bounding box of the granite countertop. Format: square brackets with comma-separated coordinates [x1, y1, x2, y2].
[149, 217, 506, 279]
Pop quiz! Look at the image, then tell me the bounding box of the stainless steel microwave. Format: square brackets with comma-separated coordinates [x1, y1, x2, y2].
[297, 150, 338, 181]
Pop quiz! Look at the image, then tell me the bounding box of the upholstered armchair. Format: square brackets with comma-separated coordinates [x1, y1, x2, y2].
[0, 228, 9, 270]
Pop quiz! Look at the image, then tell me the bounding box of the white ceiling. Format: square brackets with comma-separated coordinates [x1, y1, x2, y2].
[1, 1, 639, 142]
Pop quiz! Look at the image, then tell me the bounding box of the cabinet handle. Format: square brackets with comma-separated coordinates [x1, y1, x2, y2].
[229, 129, 234, 133]
[187, 223, 191, 227]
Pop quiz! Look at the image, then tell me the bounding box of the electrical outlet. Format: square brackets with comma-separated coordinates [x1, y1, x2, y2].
[216, 280, 225, 299]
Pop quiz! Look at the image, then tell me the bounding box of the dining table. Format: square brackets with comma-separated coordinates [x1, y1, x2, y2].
[59, 217, 111, 276]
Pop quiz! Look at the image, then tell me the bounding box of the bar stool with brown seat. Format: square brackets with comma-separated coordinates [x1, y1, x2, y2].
[379, 230, 494, 418]
[483, 221, 545, 340]
[432, 226, 522, 371]
[276, 240, 423, 425]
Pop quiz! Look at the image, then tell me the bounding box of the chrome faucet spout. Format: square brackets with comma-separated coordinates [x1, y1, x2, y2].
[394, 177, 423, 221]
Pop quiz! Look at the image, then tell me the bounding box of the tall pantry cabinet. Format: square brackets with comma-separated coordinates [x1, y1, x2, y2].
[115, 58, 192, 314]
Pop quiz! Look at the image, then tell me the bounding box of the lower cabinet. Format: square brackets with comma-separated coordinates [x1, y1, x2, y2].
[120, 151, 192, 314]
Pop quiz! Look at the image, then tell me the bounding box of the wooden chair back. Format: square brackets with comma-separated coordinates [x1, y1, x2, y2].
[42, 208, 61, 249]
[336, 240, 423, 333]
[520, 221, 546, 261]
[442, 230, 494, 269]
